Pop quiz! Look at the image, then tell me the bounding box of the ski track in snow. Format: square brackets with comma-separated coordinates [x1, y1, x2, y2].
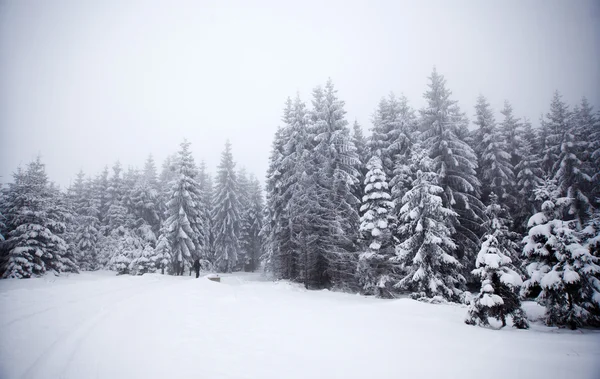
[19, 278, 180, 379]
[1, 272, 599, 379]
[1, 281, 155, 328]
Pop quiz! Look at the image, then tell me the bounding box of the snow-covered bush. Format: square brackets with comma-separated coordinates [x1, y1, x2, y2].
[129, 244, 156, 275]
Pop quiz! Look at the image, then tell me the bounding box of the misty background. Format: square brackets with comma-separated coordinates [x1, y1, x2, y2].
[1, 0, 599, 187]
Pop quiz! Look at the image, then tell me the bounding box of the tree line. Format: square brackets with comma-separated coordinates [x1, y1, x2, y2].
[261, 70, 600, 329]
[1, 67, 599, 329]
[0, 140, 263, 278]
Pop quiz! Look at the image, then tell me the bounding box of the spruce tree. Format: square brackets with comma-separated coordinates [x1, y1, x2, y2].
[154, 225, 172, 274]
[129, 155, 161, 234]
[277, 95, 314, 281]
[552, 107, 592, 228]
[2, 158, 76, 278]
[473, 95, 515, 206]
[165, 140, 205, 275]
[262, 125, 290, 275]
[586, 106, 600, 206]
[369, 93, 416, 180]
[514, 122, 543, 233]
[420, 68, 484, 272]
[540, 91, 571, 177]
[93, 166, 110, 226]
[71, 172, 101, 270]
[465, 193, 528, 329]
[212, 141, 242, 273]
[237, 168, 252, 270]
[197, 161, 214, 264]
[351, 120, 369, 207]
[357, 155, 396, 297]
[394, 152, 463, 301]
[311, 80, 361, 288]
[129, 243, 156, 275]
[500, 101, 524, 170]
[522, 179, 600, 329]
[245, 176, 264, 271]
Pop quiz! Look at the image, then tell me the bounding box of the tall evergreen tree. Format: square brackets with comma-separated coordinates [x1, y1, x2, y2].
[129, 155, 161, 234]
[552, 126, 592, 228]
[311, 80, 361, 287]
[92, 166, 110, 226]
[465, 193, 528, 329]
[212, 141, 242, 273]
[369, 93, 416, 180]
[154, 225, 172, 274]
[540, 91, 571, 177]
[500, 101, 523, 170]
[165, 140, 206, 275]
[262, 114, 292, 276]
[276, 95, 314, 281]
[71, 171, 101, 270]
[2, 158, 77, 278]
[572, 98, 597, 207]
[197, 161, 214, 264]
[394, 152, 463, 301]
[242, 176, 264, 272]
[237, 168, 252, 270]
[473, 95, 515, 205]
[420, 68, 484, 272]
[522, 179, 600, 329]
[357, 155, 396, 297]
[351, 120, 369, 206]
[514, 121, 543, 233]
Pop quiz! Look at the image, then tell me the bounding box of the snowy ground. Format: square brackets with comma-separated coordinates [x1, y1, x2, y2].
[1, 272, 599, 379]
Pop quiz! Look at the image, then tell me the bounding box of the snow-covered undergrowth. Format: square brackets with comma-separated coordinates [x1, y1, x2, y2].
[1, 272, 598, 379]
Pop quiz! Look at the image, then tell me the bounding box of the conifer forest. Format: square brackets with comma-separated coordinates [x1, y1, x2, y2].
[2, 70, 600, 330]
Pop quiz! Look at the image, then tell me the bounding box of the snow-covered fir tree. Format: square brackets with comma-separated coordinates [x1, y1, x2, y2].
[154, 225, 172, 274]
[582, 103, 600, 205]
[552, 108, 592, 228]
[212, 140, 242, 273]
[473, 95, 515, 206]
[369, 93, 416, 180]
[572, 98, 598, 206]
[237, 168, 252, 270]
[351, 120, 369, 205]
[129, 243, 156, 275]
[514, 124, 543, 233]
[243, 175, 264, 272]
[540, 91, 571, 177]
[129, 155, 161, 235]
[262, 125, 289, 274]
[500, 101, 524, 171]
[394, 152, 463, 301]
[274, 95, 314, 281]
[465, 193, 528, 329]
[109, 228, 143, 275]
[71, 171, 101, 270]
[522, 179, 600, 329]
[420, 68, 484, 273]
[164, 140, 206, 275]
[357, 155, 396, 297]
[311, 80, 361, 288]
[197, 161, 214, 263]
[2, 158, 77, 278]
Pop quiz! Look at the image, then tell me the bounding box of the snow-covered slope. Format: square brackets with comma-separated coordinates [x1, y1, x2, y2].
[0, 272, 598, 379]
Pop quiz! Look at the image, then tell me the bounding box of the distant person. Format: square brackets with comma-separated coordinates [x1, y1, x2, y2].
[193, 259, 201, 278]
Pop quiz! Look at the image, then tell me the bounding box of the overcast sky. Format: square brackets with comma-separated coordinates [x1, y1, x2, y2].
[1, 0, 599, 188]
